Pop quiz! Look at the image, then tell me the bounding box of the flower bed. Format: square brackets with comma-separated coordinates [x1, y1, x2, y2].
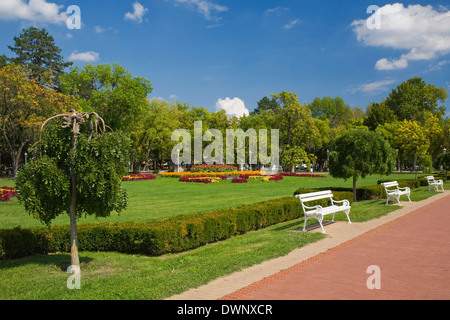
[162, 171, 261, 178]
[190, 164, 237, 172]
[268, 175, 283, 181]
[232, 177, 248, 183]
[0, 187, 18, 202]
[179, 176, 221, 184]
[122, 174, 156, 181]
[279, 172, 325, 178]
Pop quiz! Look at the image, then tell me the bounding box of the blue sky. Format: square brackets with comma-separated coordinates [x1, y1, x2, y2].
[0, 0, 449, 116]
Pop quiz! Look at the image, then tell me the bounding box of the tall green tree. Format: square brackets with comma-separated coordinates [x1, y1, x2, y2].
[8, 27, 72, 87]
[252, 96, 281, 115]
[59, 63, 153, 133]
[272, 91, 319, 172]
[364, 102, 396, 131]
[329, 129, 397, 201]
[309, 96, 353, 127]
[384, 77, 447, 123]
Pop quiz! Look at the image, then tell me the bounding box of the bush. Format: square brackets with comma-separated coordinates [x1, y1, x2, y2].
[0, 197, 303, 260]
[293, 186, 382, 202]
[377, 178, 420, 189]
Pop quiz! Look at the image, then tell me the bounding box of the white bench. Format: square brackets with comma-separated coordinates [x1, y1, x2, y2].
[295, 190, 351, 234]
[426, 176, 444, 192]
[381, 181, 411, 205]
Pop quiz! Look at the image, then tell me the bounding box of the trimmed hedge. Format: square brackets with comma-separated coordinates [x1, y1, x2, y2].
[0, 197, 306, 260]
[294, 178, 425, 203]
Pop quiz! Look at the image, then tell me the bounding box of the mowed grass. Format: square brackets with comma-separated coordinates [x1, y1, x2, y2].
[0, 172, 430, 229]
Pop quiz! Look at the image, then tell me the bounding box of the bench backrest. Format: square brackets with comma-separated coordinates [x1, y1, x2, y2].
[381, 181, 399, 189]
[426, 176, 435, 183]
[296, 190, 333, 203]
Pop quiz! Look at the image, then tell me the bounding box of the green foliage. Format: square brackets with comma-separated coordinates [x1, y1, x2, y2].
[330, 129, 397, 180]
[308, 96, 352, 127]
[15, 118, 131, 225]
[15, 156, 70, 225]
[329, 129, 397, 201]
[59, 63, 152, 132]
[364, 102, 396, 131]
[75, 131, 131, 218]
[436, 152, 450, 172]
[7, 26, 72, 87]
[385, 77, 447, 123]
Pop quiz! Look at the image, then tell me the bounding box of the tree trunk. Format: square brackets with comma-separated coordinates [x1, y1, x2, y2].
[68, 134, 80, 272]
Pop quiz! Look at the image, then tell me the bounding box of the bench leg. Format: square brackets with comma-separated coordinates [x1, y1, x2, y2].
[302, 216, 309, 232]
[317, 216, 326, 234]
[344, 209, 352, 224]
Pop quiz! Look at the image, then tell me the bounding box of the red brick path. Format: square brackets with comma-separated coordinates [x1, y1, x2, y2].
[221, 194, 450, 300]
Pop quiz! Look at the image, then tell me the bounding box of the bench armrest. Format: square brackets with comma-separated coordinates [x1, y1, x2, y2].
[331, 199, 350, 207]
[303, 204, 323, 212]
[398, 186, 410, 191]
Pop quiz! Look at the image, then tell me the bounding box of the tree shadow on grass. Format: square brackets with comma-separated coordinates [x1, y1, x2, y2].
[0, 253, 93, 272]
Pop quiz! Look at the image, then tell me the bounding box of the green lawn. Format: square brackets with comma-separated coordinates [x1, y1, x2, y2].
[0, 172, 430, 229]
[0, 173, 447, 300]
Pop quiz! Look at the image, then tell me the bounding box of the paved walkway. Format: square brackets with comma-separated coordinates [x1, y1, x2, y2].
[167, 191, 450, 300]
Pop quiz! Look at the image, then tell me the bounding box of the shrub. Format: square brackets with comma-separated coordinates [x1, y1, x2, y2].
[232, 178, 247, 183]
[0, 197, 303, 259]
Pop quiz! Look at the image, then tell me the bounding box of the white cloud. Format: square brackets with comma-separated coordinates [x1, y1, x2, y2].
[352, 3, 450, 70]
[172, 0, 228, 21]
[68, 51, 99, 62]
[0, 0, 66, 24]
[348, 79, 397, 95]
[284, 19, 299, 29]
[264, 7, 289, 16]
[94, 26, 105, 33]
[427, 60, 450, 72]
[125, 2, 148, 23]
[215, 97, 249, 118]
[375, 58, 408, 70]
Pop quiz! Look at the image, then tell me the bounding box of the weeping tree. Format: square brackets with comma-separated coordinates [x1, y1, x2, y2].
[329, 129, 397, 202]
[16, 110, 131, 273]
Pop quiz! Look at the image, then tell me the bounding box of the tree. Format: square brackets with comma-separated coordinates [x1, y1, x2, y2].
[384, 77, 447, 123]
[136, 99, 184, 169]
[59, 63, 153, 133]
[364, 102, 396, 131]
[329, 129, 397, 201]
[308, 96, 353, 127]
[16, 111, 131, 272]
[252, 96, 281, 115]
[272, 91, 319, 172]
[395, 120, 430, 177]
[0, 54, 8, 69]
[0, 64, 77, 176]
[436, 151, 450, 174]
[8, 27, 72, 87]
